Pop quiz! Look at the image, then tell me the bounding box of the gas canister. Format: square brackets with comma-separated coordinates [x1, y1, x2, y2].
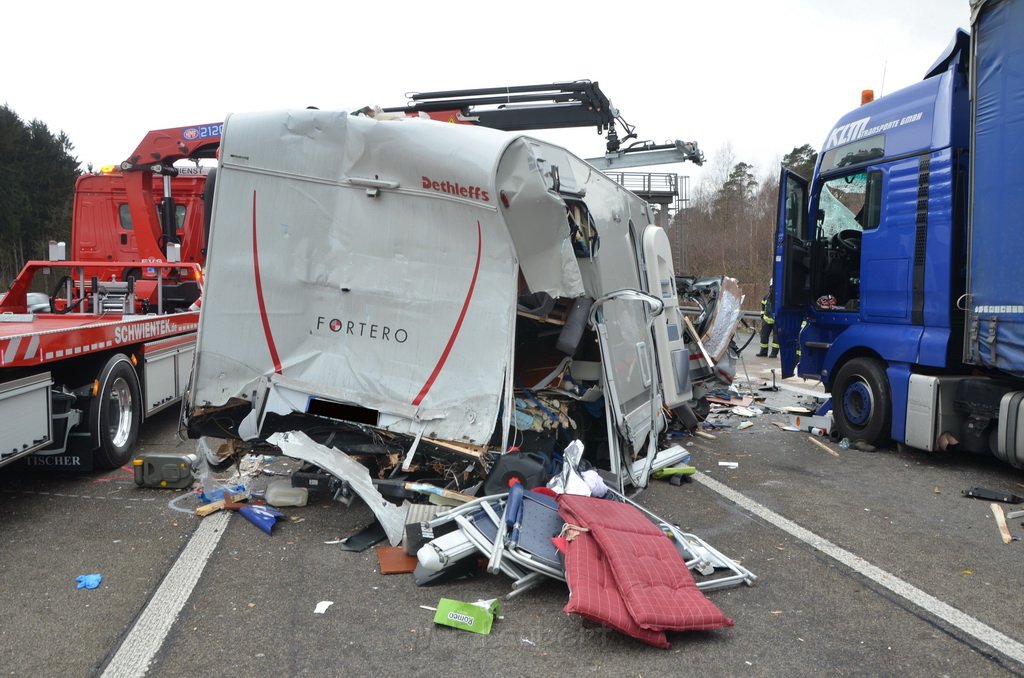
[132, 453, 199, 489]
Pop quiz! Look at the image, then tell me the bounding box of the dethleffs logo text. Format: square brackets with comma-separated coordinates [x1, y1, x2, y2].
[422, 175, 490, 202]
[316, 316, 409, 343]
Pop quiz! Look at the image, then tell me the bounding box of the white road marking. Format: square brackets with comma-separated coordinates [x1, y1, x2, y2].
[1, 490, 155, 502]
[102, 512, 230, 677]
[694, 471, 1024, 666]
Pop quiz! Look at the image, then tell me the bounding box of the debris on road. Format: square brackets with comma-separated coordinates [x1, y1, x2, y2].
[265, 479, 308, 507]
[376, 546, 418, 574]
[195, 491, 249, 517]
[238, 504, 284, 535]
[270, 431, 408, 545]
[786, 413, 834, 437]
[990, 503, 1014, 544]
[132, 452, 199, 489]
[652, 466, 696, 480]
[403, 440, 754, 645]
[314, 601, 333, 614]
[807, 436, 840, 458]
[75, 573, 102, 590]
[338, 522, 389, 553]
[433, 598, 501, 635]
[962, 487, 1024, 503]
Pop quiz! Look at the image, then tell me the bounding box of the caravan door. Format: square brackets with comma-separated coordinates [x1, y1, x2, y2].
[590, 288, 664, 461]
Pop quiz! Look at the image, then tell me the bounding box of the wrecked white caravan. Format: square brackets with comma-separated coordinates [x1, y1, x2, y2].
[187, 109, 732, 491]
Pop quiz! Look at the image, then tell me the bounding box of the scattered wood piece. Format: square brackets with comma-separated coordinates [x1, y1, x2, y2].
[196, 500, 227, 517]
[683, 315, 715, 366]
[807, 435, 840, 458]
[421, 437, 487, 459]
[376, 545, 419, 574]
[695, 430, 717, 440]
[195, 492, 248, 516]
[404, 482, 474, 506]
[991, 502, 1013, 544]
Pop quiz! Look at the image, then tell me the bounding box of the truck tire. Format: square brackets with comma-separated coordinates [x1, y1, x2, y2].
[833, 357, 891, 446]
[92, 354, 142, 469]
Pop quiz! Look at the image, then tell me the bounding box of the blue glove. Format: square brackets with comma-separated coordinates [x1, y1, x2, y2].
[75, 573, 102, 589]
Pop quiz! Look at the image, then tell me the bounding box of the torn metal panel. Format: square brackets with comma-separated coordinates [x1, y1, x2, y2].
[496, 138, 585, 299]
[701, 277, 744, 362]
[269, 431, 408, 546]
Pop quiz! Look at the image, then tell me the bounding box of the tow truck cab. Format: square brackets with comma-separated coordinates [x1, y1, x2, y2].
[71, 167, 210, 278]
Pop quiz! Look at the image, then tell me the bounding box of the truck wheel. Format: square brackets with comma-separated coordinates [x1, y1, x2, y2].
[833, 357, 891, 446]
[92, 355, 142, 469]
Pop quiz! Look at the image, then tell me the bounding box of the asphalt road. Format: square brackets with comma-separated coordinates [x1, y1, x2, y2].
[2, 353, 1024, 677]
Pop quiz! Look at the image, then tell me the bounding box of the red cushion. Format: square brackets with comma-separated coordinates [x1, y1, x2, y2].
[558, 494, 734, 637]
[562, 526, 670, 648]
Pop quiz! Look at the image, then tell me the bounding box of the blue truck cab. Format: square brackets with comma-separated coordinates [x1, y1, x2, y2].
[774, 0, 1024, 468]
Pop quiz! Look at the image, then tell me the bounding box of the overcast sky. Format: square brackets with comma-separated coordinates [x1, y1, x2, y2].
[3, 0, 970, 190]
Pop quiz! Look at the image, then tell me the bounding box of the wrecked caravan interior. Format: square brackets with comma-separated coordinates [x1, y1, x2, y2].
[186, 108, 740, 492]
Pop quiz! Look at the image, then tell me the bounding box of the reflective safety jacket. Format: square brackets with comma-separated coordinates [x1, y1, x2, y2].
[760, 292, 775, 324]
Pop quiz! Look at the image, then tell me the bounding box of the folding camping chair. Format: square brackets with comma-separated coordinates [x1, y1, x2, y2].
[603, 487, 757, 591]
[417, 487, 567, 599]
[487, 483, 566, 589]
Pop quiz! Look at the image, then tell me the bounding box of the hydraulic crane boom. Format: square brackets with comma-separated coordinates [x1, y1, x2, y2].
[118, 123, 223, 262]
[384, 80, 630, 149]
[383, 80, 702, 168]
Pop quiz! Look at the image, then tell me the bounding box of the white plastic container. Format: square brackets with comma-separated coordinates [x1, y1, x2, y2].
[265, 479, 308, 507]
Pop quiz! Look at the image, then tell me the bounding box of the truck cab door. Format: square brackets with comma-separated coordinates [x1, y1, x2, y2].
[774, 168, 811, 377]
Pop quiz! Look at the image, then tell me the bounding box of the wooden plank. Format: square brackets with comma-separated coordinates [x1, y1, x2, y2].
[195, 492, 248, 517]
[991, 502, 1014, 544]
[422, 437, 487, 459]
[807, 435, 840, 458]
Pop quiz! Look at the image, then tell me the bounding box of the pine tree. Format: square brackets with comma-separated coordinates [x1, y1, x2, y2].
[0, 105, 79, 282]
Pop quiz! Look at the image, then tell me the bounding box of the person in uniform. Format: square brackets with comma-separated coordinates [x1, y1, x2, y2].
[758, 285, 779, 358]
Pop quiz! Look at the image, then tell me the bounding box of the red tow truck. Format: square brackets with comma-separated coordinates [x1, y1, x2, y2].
[0, 122, 220, 471]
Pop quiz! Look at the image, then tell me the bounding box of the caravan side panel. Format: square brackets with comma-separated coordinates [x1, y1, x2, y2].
[191, 111, 519, 443]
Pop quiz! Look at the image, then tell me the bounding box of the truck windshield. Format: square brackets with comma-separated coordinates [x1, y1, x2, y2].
[817, 173, 866, 240]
